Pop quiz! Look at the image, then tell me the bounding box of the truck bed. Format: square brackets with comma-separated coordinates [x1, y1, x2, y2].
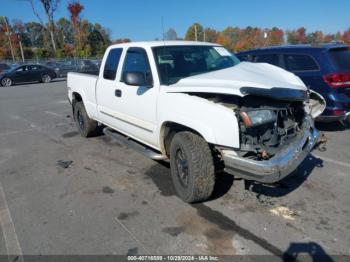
[67, 72, 98, 119]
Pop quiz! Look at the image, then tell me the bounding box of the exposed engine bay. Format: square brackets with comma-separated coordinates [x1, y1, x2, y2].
[190, 91, 325, 160]
[236, 96, 306, 159]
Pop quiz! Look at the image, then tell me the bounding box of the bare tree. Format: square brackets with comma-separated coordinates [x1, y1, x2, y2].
[28, 0, 60, 52]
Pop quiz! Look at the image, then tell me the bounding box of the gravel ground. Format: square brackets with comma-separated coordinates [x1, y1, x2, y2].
[0, 80, 349, 260]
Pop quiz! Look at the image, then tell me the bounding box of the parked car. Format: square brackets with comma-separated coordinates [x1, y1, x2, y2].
[67, 41, 325, 203]
[45, 61, 60, 68]
[0, 63, 10, 74]
[76, 59, 99, 75]
[46, 61, 77, 78]
[0, 64, 56, 87]
[236, 43, 350, 122]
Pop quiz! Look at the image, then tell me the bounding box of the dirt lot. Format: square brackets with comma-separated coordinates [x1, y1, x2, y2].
[0, 81, 349, 260]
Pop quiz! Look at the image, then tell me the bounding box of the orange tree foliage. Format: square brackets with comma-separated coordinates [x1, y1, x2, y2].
[342, 28, 350, 44]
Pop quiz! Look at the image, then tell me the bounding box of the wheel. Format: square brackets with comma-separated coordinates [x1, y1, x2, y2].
[74, 101, 98, 137]
[1, 77, 12, 87]
[169, 131, 215, 203]
[41, 74, 51, 83]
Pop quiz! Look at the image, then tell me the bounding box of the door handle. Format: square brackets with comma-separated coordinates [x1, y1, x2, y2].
[115, 89, 122, 97]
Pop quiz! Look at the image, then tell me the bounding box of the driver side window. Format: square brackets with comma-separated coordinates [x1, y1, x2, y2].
[122, 48, 152, 83]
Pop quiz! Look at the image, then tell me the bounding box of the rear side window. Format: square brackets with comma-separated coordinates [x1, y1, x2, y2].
[28, 65, 41, 71]
[255, 54, 280, 67]
[284, 54, 319, 71]
[16, 66, 25, 72]
[103, 48, 123, 80]
[329, 49, 350, 70]
[237, 54, 255, 62]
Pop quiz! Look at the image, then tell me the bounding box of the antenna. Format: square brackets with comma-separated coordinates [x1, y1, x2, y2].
[160, 16, 168, 84]
[161, 16, 165, 41]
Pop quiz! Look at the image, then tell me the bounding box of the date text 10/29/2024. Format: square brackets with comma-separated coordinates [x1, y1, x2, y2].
[127, 255, 219, 261]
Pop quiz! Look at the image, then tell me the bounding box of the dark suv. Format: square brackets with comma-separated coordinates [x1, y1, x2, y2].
[237, 44, 350, 122]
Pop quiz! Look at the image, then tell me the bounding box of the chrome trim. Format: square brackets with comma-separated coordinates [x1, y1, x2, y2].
[222, 118, 320, 183]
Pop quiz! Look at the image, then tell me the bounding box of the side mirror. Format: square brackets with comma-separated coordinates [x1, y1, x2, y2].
[124, 71, 152, 87]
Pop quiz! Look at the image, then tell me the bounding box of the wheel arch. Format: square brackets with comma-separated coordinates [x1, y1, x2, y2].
[71, 92, 83, 119]
[159, 121, 211, 156]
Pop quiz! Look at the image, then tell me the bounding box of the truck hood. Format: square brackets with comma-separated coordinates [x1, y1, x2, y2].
[163, 62, 307, 98]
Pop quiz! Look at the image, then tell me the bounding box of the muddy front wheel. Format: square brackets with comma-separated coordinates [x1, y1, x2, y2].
[169, 131, 215, 203]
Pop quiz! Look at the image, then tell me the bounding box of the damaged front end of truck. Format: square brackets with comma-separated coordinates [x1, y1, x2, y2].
[196, 87, 326, 183]
[163, 59, 327, 183]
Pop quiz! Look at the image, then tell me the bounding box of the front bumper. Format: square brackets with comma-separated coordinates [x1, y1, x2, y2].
[222, 121, 320, 183]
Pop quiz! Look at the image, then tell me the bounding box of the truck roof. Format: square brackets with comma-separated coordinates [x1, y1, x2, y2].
[108, 41, 219, 49]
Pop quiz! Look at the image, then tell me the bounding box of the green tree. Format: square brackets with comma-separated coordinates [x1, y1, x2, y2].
[88, 23, 110, 56]
[185, 23, 203, 41]
[25, 22, 46, 48]
[56, 17, 74, 48]
[335, 32, 342, 41]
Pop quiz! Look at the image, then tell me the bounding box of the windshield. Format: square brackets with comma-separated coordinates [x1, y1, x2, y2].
[329, 48, 350, 70]
[152, 45, 240, 85]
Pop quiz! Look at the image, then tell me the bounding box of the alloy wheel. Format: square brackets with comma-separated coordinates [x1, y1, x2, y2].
[1, 78, 12, 87]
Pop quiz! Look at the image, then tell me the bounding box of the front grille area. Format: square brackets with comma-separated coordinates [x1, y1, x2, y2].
[239, 98, 306, 158]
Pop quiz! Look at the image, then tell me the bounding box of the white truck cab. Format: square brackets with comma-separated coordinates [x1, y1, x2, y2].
[67, 41, 325, 202]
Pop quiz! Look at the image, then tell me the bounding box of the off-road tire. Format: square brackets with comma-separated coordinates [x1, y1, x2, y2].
[169, 131, 215, 203]
[74, 101, 98, 137]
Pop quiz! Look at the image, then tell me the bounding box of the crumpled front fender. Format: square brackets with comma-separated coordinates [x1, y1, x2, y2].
[305, 90, 326, 118]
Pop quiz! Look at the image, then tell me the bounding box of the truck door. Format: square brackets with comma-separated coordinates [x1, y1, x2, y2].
[96, 47, 158, 147]
[115, 47, 158, 146]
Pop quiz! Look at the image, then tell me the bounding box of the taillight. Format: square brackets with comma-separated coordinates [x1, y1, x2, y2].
[333, 109, 345, 116]
[323, 73, 350, 88]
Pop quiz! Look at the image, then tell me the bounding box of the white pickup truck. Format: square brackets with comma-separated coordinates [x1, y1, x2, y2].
[67, 41, 325, 202]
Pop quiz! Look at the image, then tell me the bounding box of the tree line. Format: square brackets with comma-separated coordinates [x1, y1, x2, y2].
[0, 0, 130, 61]
[179, 23, 350, 52]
